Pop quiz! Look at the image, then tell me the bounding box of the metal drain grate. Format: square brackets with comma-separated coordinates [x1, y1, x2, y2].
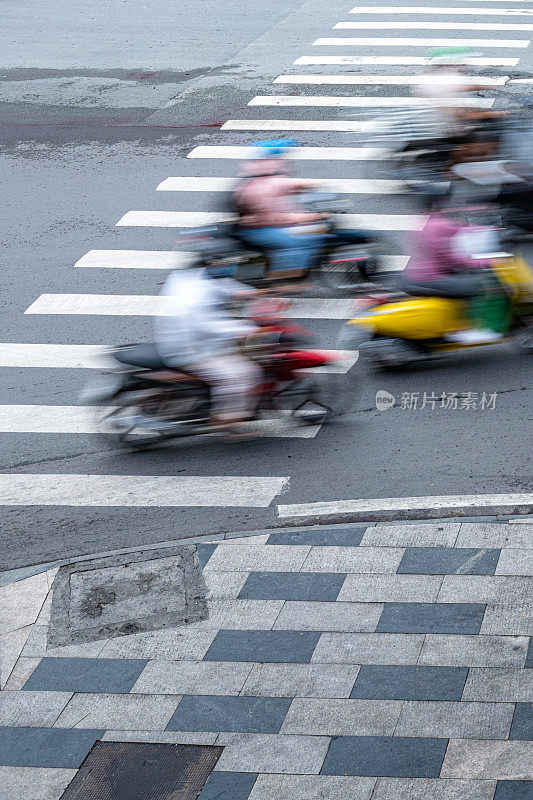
[60, 741, 223, 800]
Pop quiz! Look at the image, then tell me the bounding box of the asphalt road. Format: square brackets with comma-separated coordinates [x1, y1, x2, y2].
[1, 0, 532, 570]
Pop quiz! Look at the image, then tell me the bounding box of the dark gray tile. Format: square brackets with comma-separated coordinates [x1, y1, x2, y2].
[197, 544, 218, 570]
[495, 781, 533, 800]
[525, 638, 533, 669]
[22, 657, 147, 693]
[398, 548, 500, 575]
[509, 703, 533, 741]
[377, 604, 485, 635]
[0, 727, 103, 768]
[266, 528, 365, 547]
[321, 735, 448, 778]
[238, 572, 346, 602]
[198, 771, 258, 800]
[350, 665, 468, 701]
[167, 695, 291, 734]
[204, 630, 321, 663]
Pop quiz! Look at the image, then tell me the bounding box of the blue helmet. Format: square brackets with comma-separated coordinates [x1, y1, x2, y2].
[250, 138, 299, 158]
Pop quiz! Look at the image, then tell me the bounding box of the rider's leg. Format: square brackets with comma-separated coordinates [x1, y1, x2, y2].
[193, 354, 262, 424]
[238, 226, 325, 278]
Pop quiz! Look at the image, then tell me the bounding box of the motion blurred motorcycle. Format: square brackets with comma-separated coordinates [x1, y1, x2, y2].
[84, 299, 340, 450]
[334, 251, 533, 411]
[177, 191, 387, 293]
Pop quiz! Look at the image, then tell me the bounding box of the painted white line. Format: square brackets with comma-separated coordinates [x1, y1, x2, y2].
[0, 405, 323, 439]
[274, 74, 508, 85]
[24, 294, 362, 320]
[0, 473, 290, 507]
[0, 343, 363, 373]
[313, 37, 529, 47]
[222, 119, 393, 132]
[249, 95, 494, 108]
[278, 493, 533, 518]
[294, 56, 519, 65]
[157, 177, 410, 194]
[508, 517, 533, 523]
[116, 211, 424, 231]
[336, 20, 533, 30]
[75, 250, 193, 270]
[0, 344, 111, 369]
[187, 145, 388, 160]
[349, 5, 533, 15]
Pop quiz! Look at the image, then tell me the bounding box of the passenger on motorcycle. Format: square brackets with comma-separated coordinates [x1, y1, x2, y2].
[232, 138, 327, 280]
[155, 260, 263, 434]
[402, 193, 506, 343]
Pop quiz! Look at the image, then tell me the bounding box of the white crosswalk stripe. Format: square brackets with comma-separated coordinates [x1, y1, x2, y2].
[273, 74, 509, 85]
[187, 145, 388, 160]
[313, 36, 529, 47]
[221, 119, 409, 131]
[335, 21, 533, 30]
[115, 210, 425, 230]
[0, 405, 325, 438]
[294, 55, 519, 65]
[0, 473, 290, 507]
[0, 344, 360, 373]
[349, 6, 533, 15]
[75, 250, 193, 269]
[156, 176, 410, 194]
[249, 95, 495, 107]
[24, 294, 361, 319]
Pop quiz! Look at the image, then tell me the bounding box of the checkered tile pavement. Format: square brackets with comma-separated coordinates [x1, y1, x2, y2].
[1, 521, 532, 799]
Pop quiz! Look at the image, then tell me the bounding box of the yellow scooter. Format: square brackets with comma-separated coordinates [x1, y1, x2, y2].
[335, 254, 533, 408]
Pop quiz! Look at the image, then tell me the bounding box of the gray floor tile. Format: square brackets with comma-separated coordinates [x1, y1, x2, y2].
[456, 524, 533, 549]
[266, 528, 366, 547]
[0, 766, 77, 800]
[204, 572, 249, 600]
[350, 665, 468, 701]
[302, 547, 404, 574]
[3, 657, 42, 691]
[338, 575, 441, 603]
[21, 626, 106, 659]
[167, 695, 291, 734]
[272, 602, 382, 632]
[248, 774, 376, 800]
[132, 660, 252, 695]
[372, 777, 496, 800]
[321, 735, 448, 778]
[377, 603, 485, 635]
[361, 524, 460, 547]
[494, 780, 533, 799]
[196, 544, 218, 570]
[496, 550, 533, 576]
[395, 700, 514, 739]
[240, 663, 359, 699]
[0, 692, 71, 727]
[99, 627, 217, 660]
[462, 668, 533, 702]
[191, 599, 284, 631]
[438, 577, 533, 604]
[419, 635, 529, 668]
[101, 730, 219, 745]
[54, 692, 179, 731]
[0, 727, 103, 768]
[238, 572, 345, 602]
[509, 703, 533, 741]
[526, 638, 533, 669]
[21, 657, 147, 693]
[398, 548, 500, 575]
[199, 771, 258, 800]
[280, 698, 401, 736]
[312, 633, 424, 665]
[204, 630, 321, 663]
[204, 545, 310, 573]
[214, 733, 330, 774]
[481, 604, 533, 636]
[441, 740, 533, 780]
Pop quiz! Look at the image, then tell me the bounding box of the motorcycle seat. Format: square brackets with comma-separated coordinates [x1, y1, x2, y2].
[112, 343, 174, 370]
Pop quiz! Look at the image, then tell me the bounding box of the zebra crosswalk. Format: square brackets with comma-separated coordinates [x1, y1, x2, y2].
[5, 0, 532, 512]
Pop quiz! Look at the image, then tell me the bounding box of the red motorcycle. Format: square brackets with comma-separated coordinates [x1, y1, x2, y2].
[87, 299, 339, 449]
